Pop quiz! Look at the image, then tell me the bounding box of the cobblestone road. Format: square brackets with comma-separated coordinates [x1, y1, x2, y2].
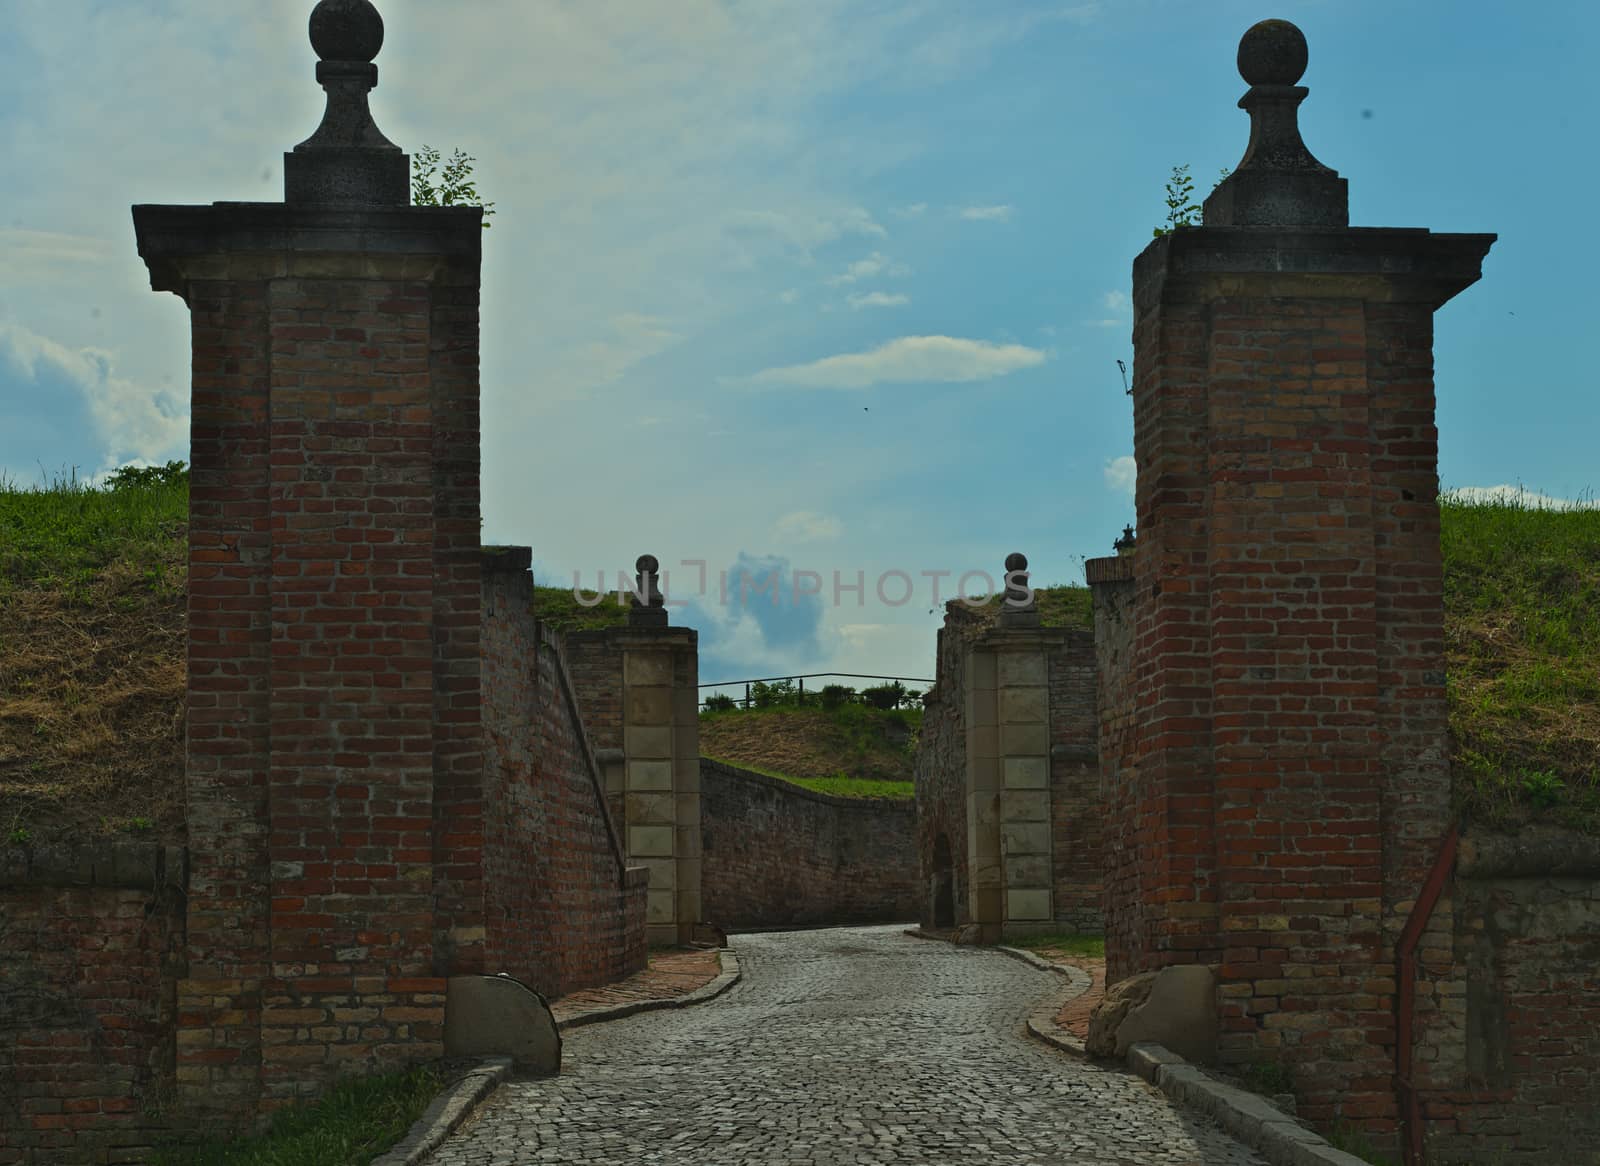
[430, 924, 1264, 1165]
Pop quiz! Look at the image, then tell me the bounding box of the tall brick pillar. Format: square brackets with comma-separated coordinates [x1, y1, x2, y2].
[1109, 19, 1493, 1142]
[133, 0, 483, 1118]
[613, 556, 702, 945]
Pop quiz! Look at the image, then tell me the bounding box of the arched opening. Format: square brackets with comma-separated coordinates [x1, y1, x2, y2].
[931, 832, 955, 928]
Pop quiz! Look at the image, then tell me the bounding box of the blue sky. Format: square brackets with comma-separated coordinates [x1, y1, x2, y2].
[2, 0, 1594, 686]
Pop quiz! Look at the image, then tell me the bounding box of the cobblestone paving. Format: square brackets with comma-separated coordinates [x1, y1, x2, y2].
[430, 925, 1265, 1165]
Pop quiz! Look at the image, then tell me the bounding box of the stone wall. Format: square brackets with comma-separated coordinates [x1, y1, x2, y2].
[912, 599, 1103, 936]
[480, 549, 647, 1001]
[701, 760, 917, 930]
[0, 843, 185, 1165]
[1406, 827, 1600, 1163]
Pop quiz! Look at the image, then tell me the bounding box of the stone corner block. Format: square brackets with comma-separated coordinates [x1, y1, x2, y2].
[1117, 964, 1218, 1065]
[444, 974, 560, 1076]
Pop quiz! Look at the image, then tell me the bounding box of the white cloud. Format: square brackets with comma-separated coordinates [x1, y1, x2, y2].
[724, 207, 886, 270]
[778, 288, 800, 304]
[745, 335, 1047, 390]
[1444, 485, 1600, 510]
[959, 204, 1013, 221]
[1084, 288, 1131, 328]
[826, 251, 912, 286]
[0, 228, 114, 282]
[892, 203, 928, 217]
[0, 321, 187, 474]
[1104, 455, 1136, 496]
[847, 291, 909, 310]
[773, 511, 844, 543]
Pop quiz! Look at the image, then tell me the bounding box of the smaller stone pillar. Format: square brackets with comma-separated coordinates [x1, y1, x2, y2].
[965, 553, 1055, 940]
[619, 556, 701, 944]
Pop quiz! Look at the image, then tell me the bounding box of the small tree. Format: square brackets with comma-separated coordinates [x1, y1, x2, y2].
[1152, 164, 1230, 238]
[702, 693, 737, 713]
[412, 145, 497, 228]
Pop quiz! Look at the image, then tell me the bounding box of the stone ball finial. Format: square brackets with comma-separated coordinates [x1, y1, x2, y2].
[636, 554, 660, 575]
[1005, 552, 1028, 574]
[1237, 19, 1308, 86]
[309, 0, 385, 63]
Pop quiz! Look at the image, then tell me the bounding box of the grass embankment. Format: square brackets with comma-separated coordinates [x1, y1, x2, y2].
[1442, 492, 1600, 832]
[0, 469, 187, 841]
[531, 583, 632, 633]
[149, 1064, 439, 1166]
[699, 702, 919, 800]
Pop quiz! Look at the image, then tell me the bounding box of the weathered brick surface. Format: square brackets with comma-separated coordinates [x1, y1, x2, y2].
[131, 206, 490, 1122]
[1106, 225, 1492, 1149]
[701, 760, 917, 930]
[0, 845, 184, 1165]
[912, 605, 989, 929]
[1087, 555, 1138, 967]
[1406, 832, 1600, 1163]
[480, 551, 646, 999]
[1047, 628, 1102, 932]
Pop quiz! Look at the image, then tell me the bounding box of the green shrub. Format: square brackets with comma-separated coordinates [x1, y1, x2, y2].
[819, 684, 855, 710]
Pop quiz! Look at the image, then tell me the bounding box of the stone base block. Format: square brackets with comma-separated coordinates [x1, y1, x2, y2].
[444, 975, 560, 1075]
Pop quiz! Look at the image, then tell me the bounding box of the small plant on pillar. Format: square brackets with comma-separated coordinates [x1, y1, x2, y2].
[1151, 164, 1230, 237]
[412, 144, 497, 227]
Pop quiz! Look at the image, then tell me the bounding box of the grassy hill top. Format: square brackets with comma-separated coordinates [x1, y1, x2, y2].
[1, 472, 1595, 840]
[699, 702, 920, 799]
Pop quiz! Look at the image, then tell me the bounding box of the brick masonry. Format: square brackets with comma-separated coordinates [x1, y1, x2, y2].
[0, 843, 185, 1165]
[700, 759, 918, 930]
[1404, 828, 1600, 1164]
[480, 549, 647, 1000]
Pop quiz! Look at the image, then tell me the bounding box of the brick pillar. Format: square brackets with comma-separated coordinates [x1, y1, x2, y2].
[617, 557, 701, 945]
[133, 0, 483, 1119]
[1111, 19, 1493, 1143]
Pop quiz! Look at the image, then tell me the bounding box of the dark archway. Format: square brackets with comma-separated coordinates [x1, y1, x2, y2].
[931, 832, 955, 928]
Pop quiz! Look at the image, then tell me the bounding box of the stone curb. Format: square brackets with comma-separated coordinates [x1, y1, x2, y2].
[997, 947, 1094, 1056]
[1124, 1043, 1374, 1166]
[905, 931, 1097, 1055]
[554, 949, 742, 1032]
[370, 1056, 511, 1166]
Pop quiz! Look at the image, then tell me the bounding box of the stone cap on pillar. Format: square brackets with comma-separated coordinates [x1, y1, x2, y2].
[131, 0, 482, 296]
[284, 0, 409, 206]
[997, 552, 1039, 628]
[1203, 19, 1348, 228]
[628, 554, 669, 627]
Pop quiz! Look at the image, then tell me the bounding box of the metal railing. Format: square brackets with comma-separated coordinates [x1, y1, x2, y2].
[697, 672, 934, 711]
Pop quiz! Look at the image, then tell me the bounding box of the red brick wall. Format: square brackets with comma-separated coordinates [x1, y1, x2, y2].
[0, 845, 184, 1165]
[1047, 628, 1102, 932]
[1086, 557, 1139, 970]
[480, 552, 646, 999]
[702, 760, 917, 930]
[1116, 227, 1491, 1148]
[1410, 832, 1600, 1163]
[132, 204, 488, 1121]
[180, 273, 275, 1120]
